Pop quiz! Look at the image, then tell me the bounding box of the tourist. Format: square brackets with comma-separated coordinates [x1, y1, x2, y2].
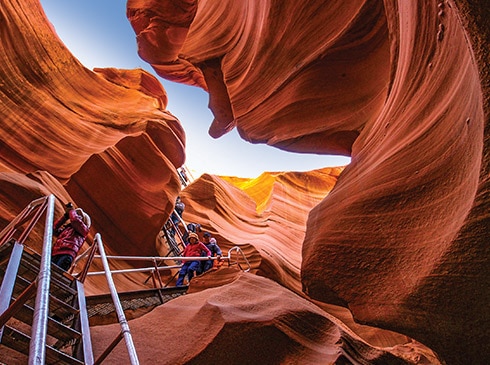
[52, 202, 91, 271]
[201, 232, 222, 273]
[175, 232, 211, 286]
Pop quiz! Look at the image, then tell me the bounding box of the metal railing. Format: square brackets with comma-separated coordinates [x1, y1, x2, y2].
[0, 195, 140, 364]
[29, 194, 56, 364]
[92, 233, 139, 365]
[84, 246, 251, 280]
[1, 194, 251, 364]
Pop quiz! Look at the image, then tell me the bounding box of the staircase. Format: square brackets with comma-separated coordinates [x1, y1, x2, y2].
[0, 239, 92, 364]
[0, 195, 189, 364]
[0, 194, 247, 364]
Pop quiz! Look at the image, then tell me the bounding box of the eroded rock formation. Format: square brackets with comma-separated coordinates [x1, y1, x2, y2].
[0, 0, 185, 258]
[0, 0, 488, 364]
[128, 0, 490, 364]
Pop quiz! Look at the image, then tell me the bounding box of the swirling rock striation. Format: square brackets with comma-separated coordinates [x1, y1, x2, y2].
[129, 0, 489, 364]
[0, 0, 488, 364]
[0, 0, 185, 258]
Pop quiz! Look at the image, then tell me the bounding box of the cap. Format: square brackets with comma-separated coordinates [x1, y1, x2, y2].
[75, 208, 91, 228]
[203, 232, 211, 237]
[188, 232, 199, 241]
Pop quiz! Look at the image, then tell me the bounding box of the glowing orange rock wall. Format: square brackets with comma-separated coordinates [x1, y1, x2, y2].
[0, 0, 488, 363]
[181, 169, 343, 293]
[0, 0, 185, 257]
[128, 0, 489, 364]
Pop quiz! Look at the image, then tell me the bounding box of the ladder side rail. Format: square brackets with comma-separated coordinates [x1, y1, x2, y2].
[74, 242, 98, 283]
[175, 212, 189, 250]
[0, 242, 27, 340]
[162, 226, 182, 256]
[74, 280, 94, 364]
[179, 164, 194, 185]
[95, 233, 140, 365]
[29, 194, 56, 365]
[169, 217, 185, 247]
[0, 196, 48, 246]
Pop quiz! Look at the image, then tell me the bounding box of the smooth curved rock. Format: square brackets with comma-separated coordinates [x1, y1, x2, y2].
[0, 0, 186, 257]
[1, 0, 489, 364]
[90, 273, 440, 365]
[128, 0, 489, 363]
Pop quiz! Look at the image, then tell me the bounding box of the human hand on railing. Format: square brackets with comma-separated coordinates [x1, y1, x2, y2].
[217, 255, 222, 262]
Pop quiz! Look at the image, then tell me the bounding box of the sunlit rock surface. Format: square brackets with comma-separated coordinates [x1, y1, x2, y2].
[0, 0, 489, 364]
[0, 0, 185, 259]
[91, 273, 439, 365]
[128, 0, 490, 364]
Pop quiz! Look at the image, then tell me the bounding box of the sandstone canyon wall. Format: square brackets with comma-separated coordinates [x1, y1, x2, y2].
[0, 0, 186, 260]
[127, 0, 489, 364]
[0, 0, 488, 364]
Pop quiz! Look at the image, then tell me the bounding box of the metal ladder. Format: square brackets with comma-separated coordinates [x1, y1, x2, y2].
[0, 196, 93, 364]
[0, 195, 140, 364]
[0, 239, 91, 364]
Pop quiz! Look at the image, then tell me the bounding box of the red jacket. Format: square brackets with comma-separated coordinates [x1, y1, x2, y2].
[52, 209, 90, 259]
[181, 241, 211, 263]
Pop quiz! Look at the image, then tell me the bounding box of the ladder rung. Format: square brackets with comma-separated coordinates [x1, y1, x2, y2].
[14, 273, 76, 305]
[1, 325, 84, 365]
[17, 259, 77, 296]
[49, 294, 80, 317]
[12, 303, 81, 341]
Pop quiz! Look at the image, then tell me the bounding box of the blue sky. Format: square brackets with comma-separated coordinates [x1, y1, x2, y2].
[39, 0, 350, 179]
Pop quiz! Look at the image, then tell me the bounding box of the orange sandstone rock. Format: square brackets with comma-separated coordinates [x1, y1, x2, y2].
[0, 0, 488, 364]
[0, 0, 185, 258]
[128, 1, 489, 364]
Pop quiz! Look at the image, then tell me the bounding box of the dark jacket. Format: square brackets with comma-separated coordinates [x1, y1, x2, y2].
[205, 239, 222, 256]
[52, 209, 90, 259]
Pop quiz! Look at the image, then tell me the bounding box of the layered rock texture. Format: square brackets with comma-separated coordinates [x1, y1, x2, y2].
[0, 0, 489, 364]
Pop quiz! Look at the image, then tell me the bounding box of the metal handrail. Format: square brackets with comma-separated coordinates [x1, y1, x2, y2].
[86, 265, 182, 276]
[1, 195, 250, 365]
[227, 246, 251, 272]
[84, 246, 251, 276]
[0, 196, 47, 247]
[29, 194, 55, 365]
[93, 233, 139, 365]
[0, 195, 140, 364]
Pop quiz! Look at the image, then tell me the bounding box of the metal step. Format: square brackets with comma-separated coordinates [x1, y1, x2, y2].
[0, 325, 84, 365]
[13, 302, 82, 342]
[10, 274, 79, 316]
[18, 258, 77, 298]
[87, 286, 188, 324]
[22, 245, 76, 287]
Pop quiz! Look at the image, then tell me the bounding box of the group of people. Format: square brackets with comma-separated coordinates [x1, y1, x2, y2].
[175, 230, 223, 286]
[51, 196, 223, 288]
[161, 196, 224, 286]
